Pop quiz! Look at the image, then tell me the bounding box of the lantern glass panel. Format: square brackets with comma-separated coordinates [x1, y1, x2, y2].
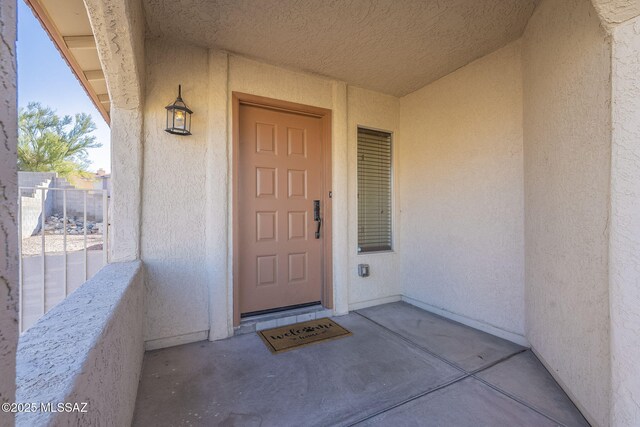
[175, 110, 185, 130]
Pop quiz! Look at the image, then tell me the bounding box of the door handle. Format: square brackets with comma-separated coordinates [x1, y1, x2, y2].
[314, 200, 322, 239]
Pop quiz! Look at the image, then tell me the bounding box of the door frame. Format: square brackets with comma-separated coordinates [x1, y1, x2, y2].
[232, 92, 333, 326]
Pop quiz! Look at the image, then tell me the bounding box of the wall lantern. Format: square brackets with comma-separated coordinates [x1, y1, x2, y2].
[165, 84, 193, 136]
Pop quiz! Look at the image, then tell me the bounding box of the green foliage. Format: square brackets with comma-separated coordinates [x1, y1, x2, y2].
[18, 102, 101, 177]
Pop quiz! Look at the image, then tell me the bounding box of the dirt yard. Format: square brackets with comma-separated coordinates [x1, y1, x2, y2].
[21, 234, 104, 256]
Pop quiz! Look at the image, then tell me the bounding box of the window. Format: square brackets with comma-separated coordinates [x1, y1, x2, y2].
[357, 127, 393, 253]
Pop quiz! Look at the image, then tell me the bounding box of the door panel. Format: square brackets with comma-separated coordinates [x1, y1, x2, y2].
[238, 104, 324, 314]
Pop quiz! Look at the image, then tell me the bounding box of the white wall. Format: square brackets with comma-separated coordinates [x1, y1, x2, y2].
[142, 39, 210, 347]
[522, 0, 612, 425]
[229, 56, 334, 109]
[610, 13, 640, 427]
[398, 41, 526, 343]
[204, 50, 231, 341]
[347, 87, 401, 309]
[0, 0, 18, 423]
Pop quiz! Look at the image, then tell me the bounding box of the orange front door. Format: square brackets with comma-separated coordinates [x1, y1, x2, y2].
[238, 103, 325, 315]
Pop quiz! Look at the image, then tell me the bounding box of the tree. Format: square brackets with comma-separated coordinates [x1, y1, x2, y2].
[18, 102, 101, 177]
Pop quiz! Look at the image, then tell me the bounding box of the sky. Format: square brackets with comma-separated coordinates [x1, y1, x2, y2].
[17, 0, 111, 173]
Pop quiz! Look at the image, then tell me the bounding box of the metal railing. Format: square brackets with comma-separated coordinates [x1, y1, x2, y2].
[18, 186, 108, 333]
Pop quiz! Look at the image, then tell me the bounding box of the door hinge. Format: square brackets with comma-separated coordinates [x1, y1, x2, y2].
[329, 191, 332, 199]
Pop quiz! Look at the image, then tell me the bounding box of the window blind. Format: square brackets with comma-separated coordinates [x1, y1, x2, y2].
[357, 127, 392, 253]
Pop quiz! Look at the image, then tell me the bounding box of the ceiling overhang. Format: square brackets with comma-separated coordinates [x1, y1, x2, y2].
[143, 0, 541, 97]
[25, 0, 111, 124]
[26, 0, 547, 108]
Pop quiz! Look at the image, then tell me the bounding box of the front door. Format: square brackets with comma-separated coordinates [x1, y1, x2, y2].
[238, 103, 325, 315]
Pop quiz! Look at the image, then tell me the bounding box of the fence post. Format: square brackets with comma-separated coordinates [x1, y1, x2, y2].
[83, 191, 88, 283]
[40, 187, 45, 316]
[18, 188, 23, 333]
[102, 190, 108, 265]
[18, 187, 109, 330]
[63, 190, 67, 298]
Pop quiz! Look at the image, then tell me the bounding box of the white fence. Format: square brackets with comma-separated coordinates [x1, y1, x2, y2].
[18, 187, 108, 332]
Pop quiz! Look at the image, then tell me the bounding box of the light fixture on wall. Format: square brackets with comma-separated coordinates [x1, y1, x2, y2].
[165, 85, 193, 136]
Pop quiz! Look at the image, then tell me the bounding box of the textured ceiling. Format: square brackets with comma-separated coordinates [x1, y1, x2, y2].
[143, 0, 540, 96]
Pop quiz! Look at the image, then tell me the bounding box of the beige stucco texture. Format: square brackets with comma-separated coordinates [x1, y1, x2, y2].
[141, 43, 353, 346]
[142, 40, 211, 345]
[85, 0, 146, 264]
[610, 13, 640, 427]
[399, 41, 526, 344]
[142, 0, 539, 97]
[140, 36, 531, 343]
[592, 0, 640, 26]
[93, 0, 640, 425]
[523, 0, 613, 425]
[347, 87, 401, 310]
[0, 0, 18, 424]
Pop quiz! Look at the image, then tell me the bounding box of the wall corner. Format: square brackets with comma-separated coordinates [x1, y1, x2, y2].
[206, 49, 232, 340]
[0, 0, 18, 424]
[331, 81, 349, 315]
[608, 14, 640, 427]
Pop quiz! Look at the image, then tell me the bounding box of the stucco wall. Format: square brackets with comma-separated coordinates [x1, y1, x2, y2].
[610, 14, 640, 427]
[85, 0, 145, 263]
[205, 50, 231, 341]
[229, 56, 335, 109]
[398, 40, 526, 344]
[0, 0, 18, 424]
[522, 0, 612, 425]
[142, 44, 406, 344]
[142, 39, 210, 346]
[592, 0, 640, 27]
[16, 261, 144, 426]
[21, 251, 105, 332]
[347, 86, 401, 309]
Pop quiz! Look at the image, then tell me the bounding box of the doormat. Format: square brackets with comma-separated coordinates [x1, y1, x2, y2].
[258, 318, 352, 354]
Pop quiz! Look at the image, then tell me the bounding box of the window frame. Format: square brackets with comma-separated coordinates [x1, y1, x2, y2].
[356, 125, 395, 255]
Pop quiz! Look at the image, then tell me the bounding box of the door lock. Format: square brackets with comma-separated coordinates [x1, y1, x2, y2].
[313, 200, 322, 239]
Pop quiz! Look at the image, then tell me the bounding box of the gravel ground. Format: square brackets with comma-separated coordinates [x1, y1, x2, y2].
[21, 234, 104, 256]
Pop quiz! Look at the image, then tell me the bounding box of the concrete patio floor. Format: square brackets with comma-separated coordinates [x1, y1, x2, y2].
[133, 302, 589, 426]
